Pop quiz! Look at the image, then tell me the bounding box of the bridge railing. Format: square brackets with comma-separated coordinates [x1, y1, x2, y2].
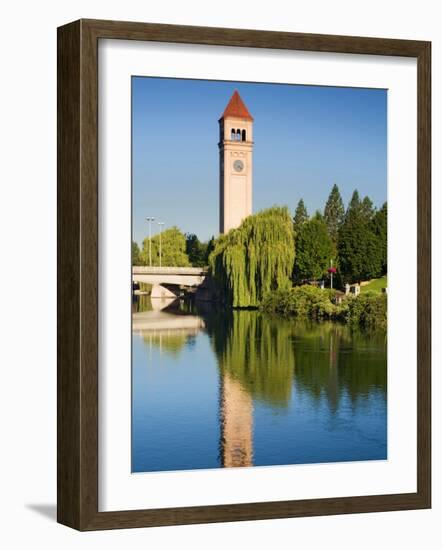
[132, 266, 208, 275]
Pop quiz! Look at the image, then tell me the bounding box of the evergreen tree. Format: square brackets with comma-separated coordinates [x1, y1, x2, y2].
[371, 202, 387, 274]
[361, 196, 375, 222]
[324, 184, 345, 243]
[295, 212, 334, 281]
[338, 190, 383, 282]
[293, 199, 308, 228]
[346, 189, 361, 219]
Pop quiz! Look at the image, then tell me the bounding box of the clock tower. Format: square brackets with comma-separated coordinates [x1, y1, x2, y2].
[219, 91, 254, 234]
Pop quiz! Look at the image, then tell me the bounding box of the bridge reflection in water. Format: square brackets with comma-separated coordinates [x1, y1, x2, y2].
[132, 296, 387, 472]
[133, 298, 254, 467]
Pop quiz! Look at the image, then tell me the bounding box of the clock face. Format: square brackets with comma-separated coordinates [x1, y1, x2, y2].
[233, 159, 244, 172]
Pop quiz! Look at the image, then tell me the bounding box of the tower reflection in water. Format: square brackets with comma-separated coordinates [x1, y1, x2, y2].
[208, 309, 296, 468]
[133, 296, 387, 471]
[220, 373, 253, 467]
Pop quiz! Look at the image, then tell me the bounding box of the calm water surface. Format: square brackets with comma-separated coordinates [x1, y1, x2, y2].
[132, 297, 387, 472]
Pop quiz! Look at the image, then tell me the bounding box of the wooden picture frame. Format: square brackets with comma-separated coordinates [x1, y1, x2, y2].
[57, 18, 431, 530]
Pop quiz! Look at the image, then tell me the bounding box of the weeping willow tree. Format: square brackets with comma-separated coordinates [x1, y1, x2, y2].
[209, 207, 295, 307]
[204, 310, 295, 407]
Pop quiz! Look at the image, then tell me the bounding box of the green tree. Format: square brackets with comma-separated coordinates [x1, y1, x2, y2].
[347, 189, 361, 217]
[371, 202, 387, 274]
[205, 236, 216, 264]
[185, 233, 208, 267]
[324, 184, 345, 243]
[294, 212, 334, 281]
[141, 226, 190, 267]
[338, 190, 383, 282]
[361, 195, 375, 222]
[293, 199, 308, 228]
[210, 206, 295, 307]
[132, 241, 141, 266]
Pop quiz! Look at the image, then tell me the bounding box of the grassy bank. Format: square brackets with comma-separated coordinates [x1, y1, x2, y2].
[260, 285, 387, 331]
[360, 276, 387, 294]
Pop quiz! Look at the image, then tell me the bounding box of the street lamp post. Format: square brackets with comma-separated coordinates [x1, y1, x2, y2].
[145, 217, 155, 266]
[330, 260, 333, 290]
[327, 259, 337, 290]
[158, 221, 165, 267]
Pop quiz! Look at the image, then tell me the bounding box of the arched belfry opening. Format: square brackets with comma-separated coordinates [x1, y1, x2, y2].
[231, 129, 236, 141]
[242, 129, 246, 141]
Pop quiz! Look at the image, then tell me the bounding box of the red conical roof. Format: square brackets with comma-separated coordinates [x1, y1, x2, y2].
[220, 91, 253, 121]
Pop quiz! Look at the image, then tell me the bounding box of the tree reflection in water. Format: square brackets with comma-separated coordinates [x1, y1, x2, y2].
[204, 309, 386, 410]
[134, 296, 387, 469]
[204, 309, 386, 467]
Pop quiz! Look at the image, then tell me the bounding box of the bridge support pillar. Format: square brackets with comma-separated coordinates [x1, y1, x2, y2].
[195, 276, 217, 302]
[150, 284, 179, 300]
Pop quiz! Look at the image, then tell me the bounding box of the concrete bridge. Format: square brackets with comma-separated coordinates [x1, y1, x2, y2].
[132, 266, 210, 299]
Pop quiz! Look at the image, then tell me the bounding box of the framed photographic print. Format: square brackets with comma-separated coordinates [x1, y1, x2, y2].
[57, 19, 431, 530]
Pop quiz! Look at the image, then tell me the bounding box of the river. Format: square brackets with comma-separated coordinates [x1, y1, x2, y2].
[132, 296, 387, 472]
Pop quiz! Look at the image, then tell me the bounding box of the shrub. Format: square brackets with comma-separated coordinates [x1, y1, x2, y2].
[260, 285, 342, 320]
[260, 286, 387, 331]
[345, 291, 387, 331]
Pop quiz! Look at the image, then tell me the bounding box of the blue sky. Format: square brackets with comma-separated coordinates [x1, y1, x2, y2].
[132, 77, 387, 244]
